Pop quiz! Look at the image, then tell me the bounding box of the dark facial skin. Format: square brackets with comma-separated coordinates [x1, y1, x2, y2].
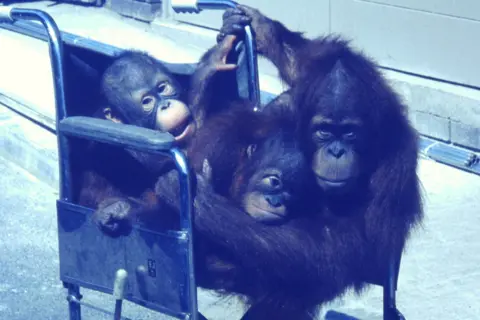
[216, 7, 368, 196]
[242, 167, 291, 223]
[202, 155, 294, 224]
[309, 115, 362, 192]
[201, 127, 311, 224]
[234, 131, 311, 224]
[298, 61, 371, 195]
[101, 52, 195, 145]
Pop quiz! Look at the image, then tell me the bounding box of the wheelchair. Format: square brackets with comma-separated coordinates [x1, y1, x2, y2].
[0, 1, 404, 319]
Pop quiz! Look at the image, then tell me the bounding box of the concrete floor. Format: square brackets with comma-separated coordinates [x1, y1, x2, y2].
[0, 153, 479, 320]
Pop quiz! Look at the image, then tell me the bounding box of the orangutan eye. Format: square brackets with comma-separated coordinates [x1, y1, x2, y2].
[314, 129, 333, 140]
[344, 131, 357, 140]
[141, 95, 155, 112]
[312, 122, 334, 140]
[158, 82, 176, 96]
[269, 176, 281, 188]
[262, 175, 282, 189]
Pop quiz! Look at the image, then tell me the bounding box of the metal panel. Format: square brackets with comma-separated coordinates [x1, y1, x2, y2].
[57, 200, 192, 319]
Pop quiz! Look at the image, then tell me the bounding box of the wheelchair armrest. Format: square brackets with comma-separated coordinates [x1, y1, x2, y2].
[58, 116, 175, 153]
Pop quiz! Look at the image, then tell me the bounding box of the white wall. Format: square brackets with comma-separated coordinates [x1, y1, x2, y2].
[169, 0, 480, 88]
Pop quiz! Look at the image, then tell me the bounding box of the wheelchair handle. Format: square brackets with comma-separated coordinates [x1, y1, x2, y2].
[0, 7, 13, 20]
[171, 0, 260, 109]
[171, 0, 238, 13]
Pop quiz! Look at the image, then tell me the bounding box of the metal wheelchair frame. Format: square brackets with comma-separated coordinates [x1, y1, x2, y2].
[0, 2, 405, 319]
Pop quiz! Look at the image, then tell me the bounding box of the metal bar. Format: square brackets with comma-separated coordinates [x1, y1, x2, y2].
[172, 0, 261, 108]
[383, 250, 402, 320]
[196, 0, 260, 108]
[170, 148, 198, 320]
[8, 8, 71, 201]
[243, 26, 260, 109]
[59, 117, 175, 153]
[67, 294, 133, 320]
[65, 284, 82, 320]
[0, 19, 197, 75]
[197, 0, 238, 10]
[113, 269, 128, 320]
[0, 93, 56, 134]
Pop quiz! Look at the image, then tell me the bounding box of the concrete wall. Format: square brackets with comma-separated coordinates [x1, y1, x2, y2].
[161, 0, 480, 150]
[169, 0, 480, 89]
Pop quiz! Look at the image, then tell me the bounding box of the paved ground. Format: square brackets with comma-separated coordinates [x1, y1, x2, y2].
[0, 153, 479, 320]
